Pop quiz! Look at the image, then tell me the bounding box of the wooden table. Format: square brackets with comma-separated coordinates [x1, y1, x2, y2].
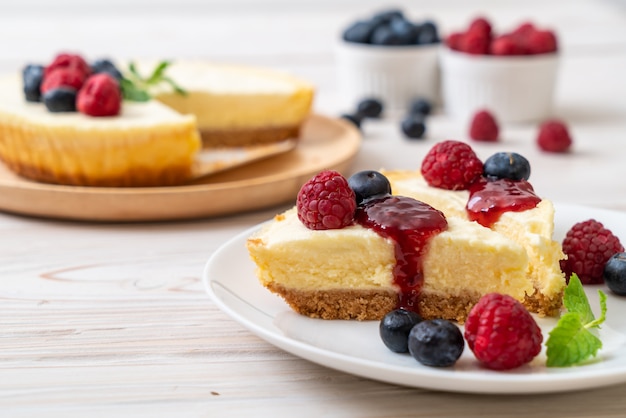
[1, 0, 626, 416]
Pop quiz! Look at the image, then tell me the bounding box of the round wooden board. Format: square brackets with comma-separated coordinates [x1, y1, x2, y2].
[0, 114, 361, 222]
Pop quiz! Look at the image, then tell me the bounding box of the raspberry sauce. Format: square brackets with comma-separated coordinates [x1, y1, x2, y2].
[355, 196, 447, 311]
[466, 178, 541, 228]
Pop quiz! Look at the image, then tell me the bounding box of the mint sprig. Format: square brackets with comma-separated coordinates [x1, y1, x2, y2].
[120, 61, 187, 102]
[546, 274, 607, 367]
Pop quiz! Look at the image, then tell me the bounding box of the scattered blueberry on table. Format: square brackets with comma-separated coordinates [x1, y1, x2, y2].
[357, 98, 384, 118]
[400, 114, 426, 139]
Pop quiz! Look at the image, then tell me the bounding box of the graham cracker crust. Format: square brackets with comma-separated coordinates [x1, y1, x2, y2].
[417, 291, 482, 324]
[199, 125, 300, 148]
[266, 283, 397, 321]
[524, 288, 564, 317]
[267, 283, 481, 323]
[266, 283, 563, 323]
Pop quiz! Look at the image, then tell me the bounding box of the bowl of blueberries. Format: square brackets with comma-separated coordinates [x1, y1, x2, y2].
[336, 8, 441, 112]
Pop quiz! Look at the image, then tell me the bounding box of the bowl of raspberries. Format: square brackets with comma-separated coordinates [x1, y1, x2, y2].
[440, 17, 559, 123]
[336, 8, 442, 112]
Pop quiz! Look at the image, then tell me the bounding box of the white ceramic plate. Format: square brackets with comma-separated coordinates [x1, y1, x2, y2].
[203, 203, 626, 394]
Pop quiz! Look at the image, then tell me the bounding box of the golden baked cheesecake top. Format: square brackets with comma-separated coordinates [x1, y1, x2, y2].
[0, 74, 197, 128]
[146, 61, 315, 130]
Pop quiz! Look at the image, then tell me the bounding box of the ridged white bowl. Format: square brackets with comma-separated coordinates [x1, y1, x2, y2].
[335, 41, 440, 112]
[440, 47, 559, 123]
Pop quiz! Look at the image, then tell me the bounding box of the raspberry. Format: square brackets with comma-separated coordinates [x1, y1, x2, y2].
[296, 170, 356, 230]
[490, 35, 526, 56]
[469, 109, 499, 142]
[464, 293, 543, 370]
[445, 32, 464, 51]
[525, 29, 558, 54]
[459, 30, 490, 55]
[468, 17, 493, 39]
[537, 120, 572, 153]
[76, 73, 122, 117]
[511, 22, 536, 39]
[421, 140, 483, 190]
[560, 219, 624, 284]
[44, 53, 91, 78]
[40, 68, 87, 94]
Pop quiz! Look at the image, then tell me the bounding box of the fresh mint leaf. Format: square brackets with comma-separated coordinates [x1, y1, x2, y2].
[120, 78, 150, 102]
[546, 312, 602, 367]
[121, 60, 185, 102]
[588, 290, 607, 329]
[147, 61, 171, 84]
[546, 274, 608, 367]
[162, 76, 187, 96]
[128, 62, 142, 80]
[563, 274, 595, 324]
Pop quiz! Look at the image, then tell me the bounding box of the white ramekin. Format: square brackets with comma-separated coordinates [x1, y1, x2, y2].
[335, 41, 440, 113]
[440, 47, 560, 124]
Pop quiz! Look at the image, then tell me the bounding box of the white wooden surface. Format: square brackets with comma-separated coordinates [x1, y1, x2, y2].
[1, 0, 626, 416]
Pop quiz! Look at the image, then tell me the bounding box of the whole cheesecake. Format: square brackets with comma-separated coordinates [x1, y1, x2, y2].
[0, 59, 314, 187]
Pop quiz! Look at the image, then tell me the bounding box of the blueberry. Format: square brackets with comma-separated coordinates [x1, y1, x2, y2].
[417, 21, 440, 44]
[22, 64, 45, 102]
[389, 17, 420, 45]
[91, 58, 123, 81]
[401, 115, 426, 139]
[371, 24, 405, 46]
[342, 20, 377, 44]
[408, 98, 432, 116]
[341, 113, 363, 129]
[43, 87, 77, 112]
[371, 9, 405, 26]
[604, 253, 626, 295]
[483, 152, 531, 181]
[357, 98, 383, 118]
[348, 170, 392, 205]
[408, 319, 464, 367]
[379, 309, 423, 353]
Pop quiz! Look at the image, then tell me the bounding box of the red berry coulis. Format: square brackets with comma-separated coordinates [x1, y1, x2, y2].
[355, 196, 447, 312]
[466, 178, 541, 227]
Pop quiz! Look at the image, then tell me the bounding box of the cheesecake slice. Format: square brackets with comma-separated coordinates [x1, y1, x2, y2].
[386, 169, 565, 316]
[247, 200, 532, 322]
